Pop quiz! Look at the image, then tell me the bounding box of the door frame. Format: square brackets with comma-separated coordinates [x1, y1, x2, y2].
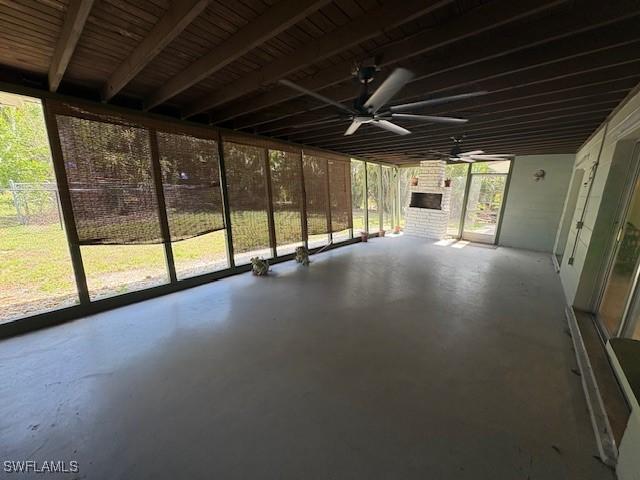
[459, 160, 513, 245]
[594, 142, 640, 338]
[448, 162, 471, 239]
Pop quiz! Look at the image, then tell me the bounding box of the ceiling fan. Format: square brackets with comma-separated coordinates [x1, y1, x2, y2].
[428, 137, 514, 163]
[278, 64, 487, 136]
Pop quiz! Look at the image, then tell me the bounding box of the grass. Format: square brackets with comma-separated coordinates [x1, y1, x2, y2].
[0, 209, 357, 322]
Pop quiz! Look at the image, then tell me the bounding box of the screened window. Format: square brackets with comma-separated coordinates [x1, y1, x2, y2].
[398, 167, 420, 227]
[0, 93, 78, 323]
[223, 141, 272, 265]
[269, 149, 304, 255]
[367, 163, 380, 233]
[303, 154, 330, 248]
[158, 131, 228, 279]
[52, 103, 169, 299]
[351, 159, 366, 234]
[445, 163, 469, 237]
[381, 166, 394, 232]
[328, 159, 351, 242]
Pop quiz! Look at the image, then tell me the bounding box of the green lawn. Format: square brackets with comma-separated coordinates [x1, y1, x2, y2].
[0, 209, 354, 322]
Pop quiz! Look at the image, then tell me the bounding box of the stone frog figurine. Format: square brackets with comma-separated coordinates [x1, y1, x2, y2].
[250, 257, 269, 276]
[294, 246, 310, 266]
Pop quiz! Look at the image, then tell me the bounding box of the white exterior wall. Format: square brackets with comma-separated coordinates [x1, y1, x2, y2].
[499, 154, 575, 252]
[558, 85, 640, 309]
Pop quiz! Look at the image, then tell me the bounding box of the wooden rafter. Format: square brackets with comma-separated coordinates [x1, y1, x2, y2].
[144, 0, 333, 110]
[263, 33, 640, 141]
[239, 4, 640, 134]
[210, 0, 568, 125]
[101, 0, 211, 101]
[181, 0, 456, 118]
[48, 0, 95, 92]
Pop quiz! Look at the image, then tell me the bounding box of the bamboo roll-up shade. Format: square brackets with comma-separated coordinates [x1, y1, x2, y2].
[328, 159, 352, 232]
[223, 131, 301, 154]
[268, 149, 304, 249]
[53, 111, 162, 245]
[302, 154, 329, 236]
[222, 140, 271, 254]
[46, 99, 226, 245]
[157, 132, 225, 241]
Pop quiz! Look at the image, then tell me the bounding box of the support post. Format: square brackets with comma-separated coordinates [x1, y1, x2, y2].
[346, 161, 354, 239]
[41, 100, 90, 304]
[325, 158, 333, 244]
[8, 180, 24, 225]
[299, 150, 309, 249]
[363, 161, 369, 234]
[378, 164, 383, 233]
[263, 148, 277, 257]
[217, 131, 235, 268]
[148, 130, 177, 283]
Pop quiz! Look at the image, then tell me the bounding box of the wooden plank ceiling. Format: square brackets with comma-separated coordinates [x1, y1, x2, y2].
[1, 0, 639, 164]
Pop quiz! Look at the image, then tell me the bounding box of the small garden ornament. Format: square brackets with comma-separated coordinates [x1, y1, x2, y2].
[294, 246, 310, 266]
[250, 257, 269, 276]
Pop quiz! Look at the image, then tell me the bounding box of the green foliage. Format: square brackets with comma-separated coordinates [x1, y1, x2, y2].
[0, 101, 53, 187]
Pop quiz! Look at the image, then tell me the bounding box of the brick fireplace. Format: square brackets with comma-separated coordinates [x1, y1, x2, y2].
[403, 160, 451, 239]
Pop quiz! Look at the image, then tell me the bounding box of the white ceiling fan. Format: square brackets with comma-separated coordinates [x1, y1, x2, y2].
[278, 64, 487, 136]
[428, 137, 514, 163]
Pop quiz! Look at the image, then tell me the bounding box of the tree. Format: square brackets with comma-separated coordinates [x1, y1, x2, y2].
[0, 100, 52, 187]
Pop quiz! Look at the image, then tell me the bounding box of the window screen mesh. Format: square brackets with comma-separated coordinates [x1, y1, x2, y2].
[302, 154, 329, 236]
[328, 159, 352, 232]
[157, 132, 224, 241]
[223, 141, 271, 255]
[381, 166, 394, 231]
[269, 149, 303, 251]
[367, 163, 380, 233]
[55, 114, 162, 245]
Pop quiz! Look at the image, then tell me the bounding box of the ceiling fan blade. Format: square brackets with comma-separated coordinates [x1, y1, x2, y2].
[279, 79, 354, 114]
[460, 150, 484, 156]
[344, 119, 364, 136]
[391, 113, 468, 125]
[467, 154, 514, 158]
[371, 119, 410, 135]
[390, 91, 488, 112]
[466, 155, 510, 161]
[363, 68, 414, 114]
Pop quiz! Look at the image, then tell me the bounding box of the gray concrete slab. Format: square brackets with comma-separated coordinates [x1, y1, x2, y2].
[0, 236, 614, 479]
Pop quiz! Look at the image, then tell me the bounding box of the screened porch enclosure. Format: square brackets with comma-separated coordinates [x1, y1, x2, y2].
[0, 94, 361, 326]
[2, 91, 457, 328]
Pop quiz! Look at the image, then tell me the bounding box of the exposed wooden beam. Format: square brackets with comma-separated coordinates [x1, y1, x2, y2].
[258, 70, 639, 141]
[340, 125, 602, 155]
[252, 16, 640, 135]
[144, 0, 332, 110]
[324, 115, 609, 151]
[294, 107, 615, 152]
[211, 0, 568, 124]
[355, 136, 589, 156]
[101, 0, 210, 101]
[212, 0, 640, 125]
[48, 0, 95, 92]
[182, 0, 455, 118]
[274, 43, 640, 143]
[294, 86, 632, 149]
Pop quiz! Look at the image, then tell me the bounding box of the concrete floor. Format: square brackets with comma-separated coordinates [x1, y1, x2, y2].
[0, 236, 613, 479]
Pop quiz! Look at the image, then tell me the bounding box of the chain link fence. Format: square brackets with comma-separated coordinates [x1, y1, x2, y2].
[0, 181, 63, 228]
